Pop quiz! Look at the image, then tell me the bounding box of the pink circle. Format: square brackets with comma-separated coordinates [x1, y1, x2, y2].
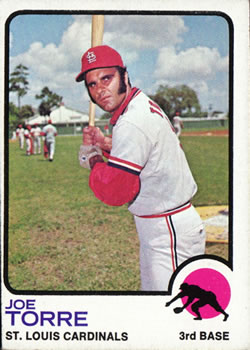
[181, 268, 231, 319]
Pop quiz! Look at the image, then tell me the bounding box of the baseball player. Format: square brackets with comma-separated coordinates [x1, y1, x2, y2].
[41, 120, 57, 162]
[16, 124, 25, 149]
[172, 112, 184, 137]
[165, 283, 229, 321]
[31, 124, 42, 155]
[76, 45, 205, 291]
[24, 125, 33, 156]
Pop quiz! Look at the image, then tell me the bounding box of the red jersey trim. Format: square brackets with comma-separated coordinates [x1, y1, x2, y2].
[108, 155, 142, 173]
[149, 100, 162, 111]
[137, 202, 191, 218]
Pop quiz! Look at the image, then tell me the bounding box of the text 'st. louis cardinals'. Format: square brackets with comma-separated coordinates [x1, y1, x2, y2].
[89, 87, 197, 216]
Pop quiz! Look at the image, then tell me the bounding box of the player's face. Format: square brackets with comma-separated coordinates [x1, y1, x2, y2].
[85, 67, 128, 113]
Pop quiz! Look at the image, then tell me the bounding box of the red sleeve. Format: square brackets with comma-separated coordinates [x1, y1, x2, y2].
[89, 162, 140, 206]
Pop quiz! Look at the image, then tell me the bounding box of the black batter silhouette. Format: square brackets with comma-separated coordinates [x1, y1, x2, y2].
[165, 283, 229, 321]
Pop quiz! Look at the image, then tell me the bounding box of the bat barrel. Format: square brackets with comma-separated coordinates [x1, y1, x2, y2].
[91, 15, 104, 47]
[88, 15, 104, 128]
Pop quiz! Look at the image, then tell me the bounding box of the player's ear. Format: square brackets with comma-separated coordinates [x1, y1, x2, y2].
[124, 71, 129, 87]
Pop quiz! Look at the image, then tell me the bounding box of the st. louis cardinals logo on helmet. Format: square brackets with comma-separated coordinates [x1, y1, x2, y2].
[86, 51, 97, 64]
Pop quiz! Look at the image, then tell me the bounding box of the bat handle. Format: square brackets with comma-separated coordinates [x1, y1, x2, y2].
[83, 101, 96, 144]
[89, 101, 96, 127]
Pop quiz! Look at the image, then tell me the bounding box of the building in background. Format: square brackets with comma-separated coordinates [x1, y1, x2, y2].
[25, 104, 89, 135]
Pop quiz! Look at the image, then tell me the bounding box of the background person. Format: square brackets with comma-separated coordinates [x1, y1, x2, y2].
[31, 124, 42, 155]
[172, 112, 184, 137]
[24, 124, 33, 156]
[16, 124, 25, 149]
[41, 120, 57, 162]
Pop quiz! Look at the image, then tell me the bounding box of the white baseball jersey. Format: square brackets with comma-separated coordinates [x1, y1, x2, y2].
[16, 127, 25, 148]
[32, 126, 41, 139]
[173, 116, 182, 127]
[109, 89, 197, 216]
[24, 129, 31, 139]
[24, 129, 33, 155]
[43, 124, 57, 142]
[16, 127, 24, 137]
[87, 87, 205, 291]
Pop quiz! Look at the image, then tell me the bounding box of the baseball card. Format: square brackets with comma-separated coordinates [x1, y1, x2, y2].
[0, 0, 249, 349]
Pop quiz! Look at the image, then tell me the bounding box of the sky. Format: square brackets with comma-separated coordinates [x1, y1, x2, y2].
[8, 12, 230, 117]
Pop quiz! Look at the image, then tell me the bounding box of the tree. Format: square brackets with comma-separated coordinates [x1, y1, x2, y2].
[149, 84, 202, 119]
[9, 64, 29, 110]
[19, 105, 35, 120]
[9, 103, 34, 133]
[9, 102, 19, 129]
[100, 112, 111, 120]
[35, 87, 63, 116]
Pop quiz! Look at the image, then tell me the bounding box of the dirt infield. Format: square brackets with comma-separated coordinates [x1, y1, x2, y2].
[196, 205, 229, 261]
[182, 129, 229, 137]
[196, 205, 228, 243]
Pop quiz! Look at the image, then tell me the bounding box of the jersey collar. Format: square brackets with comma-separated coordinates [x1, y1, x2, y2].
[110, 87, 140, 126]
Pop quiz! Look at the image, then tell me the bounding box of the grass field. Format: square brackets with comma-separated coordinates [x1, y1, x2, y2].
[7, 133, 229, 291]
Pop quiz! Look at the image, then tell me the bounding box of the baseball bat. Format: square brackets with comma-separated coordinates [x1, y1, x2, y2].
[88, 15, 104, 127]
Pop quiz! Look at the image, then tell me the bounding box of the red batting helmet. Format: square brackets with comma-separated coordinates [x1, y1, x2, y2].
[75, 45, 125, 82]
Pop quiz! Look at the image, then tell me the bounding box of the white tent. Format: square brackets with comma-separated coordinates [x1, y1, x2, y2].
[26, 104, 89, 125]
